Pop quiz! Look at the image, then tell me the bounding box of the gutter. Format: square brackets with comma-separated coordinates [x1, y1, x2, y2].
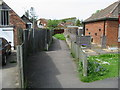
[83, 17, 118, 24]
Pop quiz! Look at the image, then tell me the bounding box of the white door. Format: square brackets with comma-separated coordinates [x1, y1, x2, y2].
[0, 27, 14, 49]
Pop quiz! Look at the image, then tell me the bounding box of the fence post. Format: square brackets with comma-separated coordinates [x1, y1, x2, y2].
[78, 45, 88, 76]
[17, 46, 21, 88]
[83, 54, 87, 76]
[44, 29, 48, 50]
[17, 45, 24, 88]
[20, 45, 24, 88]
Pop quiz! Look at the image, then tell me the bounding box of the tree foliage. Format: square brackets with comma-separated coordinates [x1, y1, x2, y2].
[25, 10, 30, 19]
[76, 19, 81, 26]
[92, 9, 103, 15]
[47, 20, 60, 29]
[24, 7, 38, 21]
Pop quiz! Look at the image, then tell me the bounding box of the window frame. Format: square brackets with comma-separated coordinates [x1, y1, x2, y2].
[0, 9, 10, 26]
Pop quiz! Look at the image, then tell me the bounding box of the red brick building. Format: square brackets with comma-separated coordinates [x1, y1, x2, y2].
[0, 1, 26, 49]
[83, 1, 119, 47]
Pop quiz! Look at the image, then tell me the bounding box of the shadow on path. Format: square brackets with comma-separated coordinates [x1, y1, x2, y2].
[27, 38, 64, 88]
[48, 38, 62, 51]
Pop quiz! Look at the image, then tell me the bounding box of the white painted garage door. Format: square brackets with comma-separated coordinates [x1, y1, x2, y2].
[0, 27, 14, 48]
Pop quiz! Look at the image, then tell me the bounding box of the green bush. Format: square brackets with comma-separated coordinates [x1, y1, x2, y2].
[87, 61, 108, 76]
[78, 53, 118, 82]
[54, 34, 66, 40]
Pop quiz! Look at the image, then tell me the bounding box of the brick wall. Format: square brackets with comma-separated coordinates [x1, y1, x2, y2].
[85, 20, 118, 47]
[85, 21, 105, 45]
[106, 21, 118, 46]
[9, 10, 26, 47]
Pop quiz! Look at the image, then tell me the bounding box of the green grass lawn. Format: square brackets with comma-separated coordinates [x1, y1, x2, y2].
[54, 34, 66, 40]
[79, 53, 118, 82]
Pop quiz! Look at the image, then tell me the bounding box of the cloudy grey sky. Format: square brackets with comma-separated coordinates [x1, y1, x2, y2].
[4, 0, 117, 20]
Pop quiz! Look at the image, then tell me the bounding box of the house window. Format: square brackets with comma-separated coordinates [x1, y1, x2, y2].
[91, 38, 93, 42]
[99, 29, 101, 31]
[86, 28, 88, 31]
[89, 32, 91, 35]
[95, 33, 97, 36]
[0, 10, 9, 26]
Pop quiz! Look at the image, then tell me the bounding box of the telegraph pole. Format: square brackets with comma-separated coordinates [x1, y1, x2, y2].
[30, 7, 35, 53]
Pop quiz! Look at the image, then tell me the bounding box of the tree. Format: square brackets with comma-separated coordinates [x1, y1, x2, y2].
[76, 19, 81, 26]
[24, 7, 38, 21]
[24, 10, 30, 19]
[30, 7, 38, 21]
[61, 19, 66, 23]
[47, 20, 59, 29]
[92, 9, 103, 15]
[95, 10, 101, 13]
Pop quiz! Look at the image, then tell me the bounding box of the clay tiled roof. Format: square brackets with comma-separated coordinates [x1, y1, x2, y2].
[84, 1, 119, 23]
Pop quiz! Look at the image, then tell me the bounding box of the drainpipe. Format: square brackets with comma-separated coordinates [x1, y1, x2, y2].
[103, 21, 106, 36]
[102, 20, 107, 48]
[83, 23, 85, 36]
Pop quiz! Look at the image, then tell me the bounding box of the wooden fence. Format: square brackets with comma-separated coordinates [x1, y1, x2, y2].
[17, 29, 53, 88]
[54, 29, 64, 34]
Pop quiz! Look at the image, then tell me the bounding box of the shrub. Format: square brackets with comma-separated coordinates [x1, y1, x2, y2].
[54, 34, 66, 40]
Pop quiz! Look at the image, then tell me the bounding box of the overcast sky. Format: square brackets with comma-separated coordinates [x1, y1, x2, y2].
[4, 0, 117, 20]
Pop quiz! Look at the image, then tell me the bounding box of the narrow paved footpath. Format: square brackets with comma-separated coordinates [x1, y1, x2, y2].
[27, 38, 118, 88]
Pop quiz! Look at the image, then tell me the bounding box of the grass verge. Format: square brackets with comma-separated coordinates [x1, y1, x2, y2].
[54, 34, 66, 40]
[79, 53, 118, 82]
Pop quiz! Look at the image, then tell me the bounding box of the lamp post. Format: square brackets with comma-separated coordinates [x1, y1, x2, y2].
[33, 16, 35, 39]
[30, 7, 35, 53]
[30, 7, 35, 38]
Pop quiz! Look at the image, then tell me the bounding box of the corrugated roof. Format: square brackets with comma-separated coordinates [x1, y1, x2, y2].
[84, 1, 119, 23]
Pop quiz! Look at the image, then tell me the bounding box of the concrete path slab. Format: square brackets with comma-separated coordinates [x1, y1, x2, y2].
[2, 51, 19, 88]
